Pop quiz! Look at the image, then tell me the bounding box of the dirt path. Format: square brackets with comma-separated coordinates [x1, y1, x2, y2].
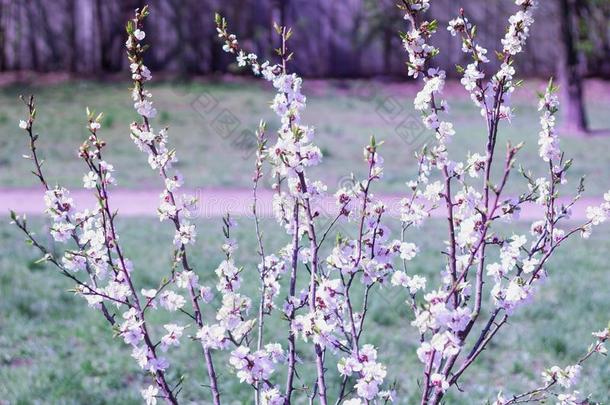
[0, 187, 601, 221]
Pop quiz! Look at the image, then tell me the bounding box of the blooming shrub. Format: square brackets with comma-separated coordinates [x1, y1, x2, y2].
[12, 1, 609, 404]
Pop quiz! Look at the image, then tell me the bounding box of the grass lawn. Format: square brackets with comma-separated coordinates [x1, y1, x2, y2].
[1, 79, 610, 196]
[1, 216, 609, 404]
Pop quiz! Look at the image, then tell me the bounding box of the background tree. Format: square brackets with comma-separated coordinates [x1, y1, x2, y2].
[0, 0, 605, 80]
[557, 0, 588, 134]
[579, 0, 610, 78]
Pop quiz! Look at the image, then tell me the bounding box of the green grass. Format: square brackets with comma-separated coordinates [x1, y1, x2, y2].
[1, 78, 609, 403]
[1, 79, 610, 196]
[1, 217, 608, 404]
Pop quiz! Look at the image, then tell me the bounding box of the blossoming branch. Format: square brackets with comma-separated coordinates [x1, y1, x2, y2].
[11, 1, 610, 404]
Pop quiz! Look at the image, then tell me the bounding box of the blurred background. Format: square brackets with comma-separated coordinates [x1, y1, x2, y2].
[1, 0, 609, 78]
[1, 0, 609, 134]
[0, 0, 609, 404]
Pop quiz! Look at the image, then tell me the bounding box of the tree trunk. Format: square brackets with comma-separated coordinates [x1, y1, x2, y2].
[383, 27, 392, 76]
[557, 0, 588, 134]
[0, 0, 5, 71]
[74, 0, 101, 73]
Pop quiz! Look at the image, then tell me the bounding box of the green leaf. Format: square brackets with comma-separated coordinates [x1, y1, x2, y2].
[34, 254, 50, 264]
[273, 22, 282, 35]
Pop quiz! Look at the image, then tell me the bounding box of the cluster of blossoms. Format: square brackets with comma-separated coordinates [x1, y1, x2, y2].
[259, 254, 287, 312]
[538, 85, 561, 162]
[338, 345, 392, 401]
[398, 1, 608, 404]
[12, 2, 609, 405]
[493, 327, 609, 405]
[502, 0, 537, 55]
[44, 187, 76, 242]
[217, 14, 414, 403]
[399, 0, 434, 78]
[16, 89, 183, 403]
[448, 12, 491, 116]
[126, 26, 157, 120]
[448, 8, 520, 121]
[229, 344, 284, 385]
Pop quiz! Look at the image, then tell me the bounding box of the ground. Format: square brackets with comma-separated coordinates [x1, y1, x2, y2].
[1, 79, 610, 195]
[1, 78, 609, 404]
[1, 218, 609, 404]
